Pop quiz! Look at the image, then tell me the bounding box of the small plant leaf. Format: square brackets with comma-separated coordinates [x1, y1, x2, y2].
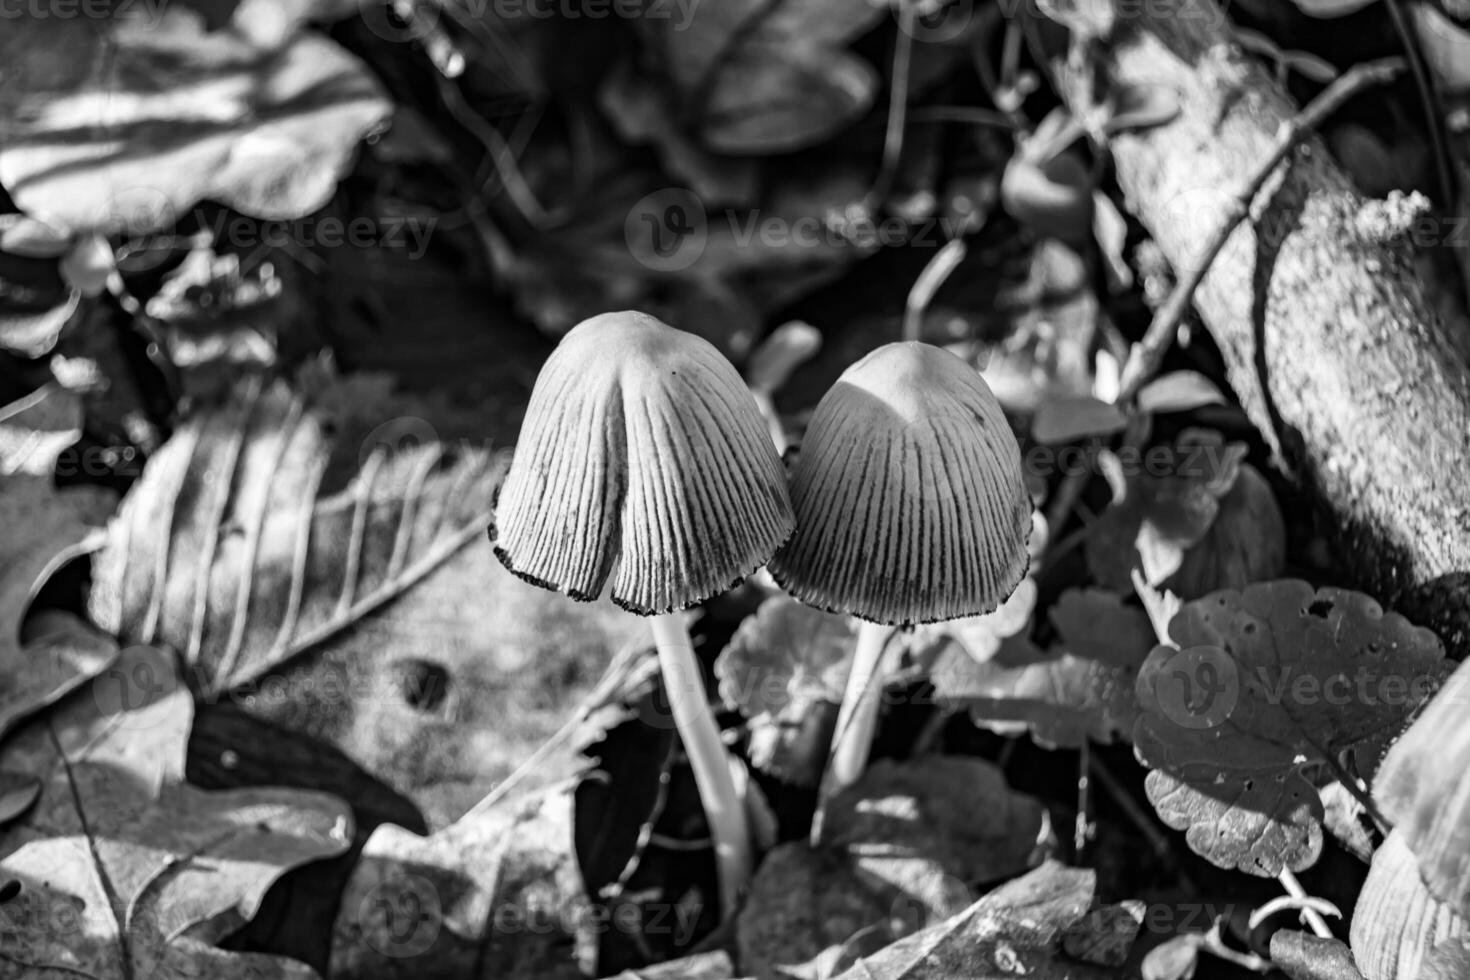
[933, 589, 1152, 749]
[1133, 581, 1450, 876]
[1031, 395, 1127, 444]
[715, 595, 853, 787]
[1088, 430, 1284, 598]
[1135, 371, 1226, 415]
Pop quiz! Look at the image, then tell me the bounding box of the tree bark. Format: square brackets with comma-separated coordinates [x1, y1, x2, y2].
[1035, 2, 1470, 653]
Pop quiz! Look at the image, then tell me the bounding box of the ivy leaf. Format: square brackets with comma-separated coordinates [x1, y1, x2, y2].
[714, 595, 853, 787]
[1133, 581, 1450, 876]
[0, 7, 390, 237]
[637, 0, 884, 154]
[933, 590, 1152, 749]
[0, 645, 353, 979]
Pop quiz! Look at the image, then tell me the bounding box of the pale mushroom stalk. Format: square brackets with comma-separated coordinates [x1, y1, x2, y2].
[650, 615, 751, 913]
[811, 620, 892, 842]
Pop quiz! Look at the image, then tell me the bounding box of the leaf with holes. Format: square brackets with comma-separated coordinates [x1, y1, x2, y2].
[0, 644, 353, 979]
[1133, 580, 1450, 876]
[931, 589, 1152, 749]
[86, 369, 647, 827]
[635, 0, 884, 154]
[715, 595, 853, 787]
[0, 387, 117, 740]
[0, 6, 389, 237]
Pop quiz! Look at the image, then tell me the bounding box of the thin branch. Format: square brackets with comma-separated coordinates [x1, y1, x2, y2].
[1115, 56, 1406, 402]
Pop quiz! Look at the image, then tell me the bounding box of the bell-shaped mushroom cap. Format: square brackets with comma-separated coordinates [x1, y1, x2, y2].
[768, 342, 1030, 626]
[1375, 657, 1470, 917]
[1350, 830, 1468, 980]
[492, 311, 794, 615]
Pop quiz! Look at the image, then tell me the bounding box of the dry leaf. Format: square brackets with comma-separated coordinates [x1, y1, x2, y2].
[828, 861, 1110, 979]
[0, 645, 353, 979]
[0, 388, 117, 740]
[88, 372, 647, 826]
[0, 7, 390, 236]
[823, 757, 1051, 927]
[329, 786, 595, 980]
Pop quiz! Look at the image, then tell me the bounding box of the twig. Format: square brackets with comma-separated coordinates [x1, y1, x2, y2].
[1115, 56, 1406, 402]
[1383, 0, 1456, 212]
[867, 2, 918, 211]
[1087, 751, 1174, 862]
[903, 238, 968, 342]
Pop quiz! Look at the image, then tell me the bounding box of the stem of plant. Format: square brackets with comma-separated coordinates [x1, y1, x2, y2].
[650, 613, 751, 920]
[810, 620, 892, 845]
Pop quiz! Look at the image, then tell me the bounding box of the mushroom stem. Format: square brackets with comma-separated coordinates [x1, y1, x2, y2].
[649, 613, 751, 919]
[810, 620, 892, 844]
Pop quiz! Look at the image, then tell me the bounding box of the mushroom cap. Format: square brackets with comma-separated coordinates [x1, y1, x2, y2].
[1375, 656, 1470, 917]
[491, 311, 794, 615]
[768, 342, 1031, 626]
[1350, 829, 1468, 980]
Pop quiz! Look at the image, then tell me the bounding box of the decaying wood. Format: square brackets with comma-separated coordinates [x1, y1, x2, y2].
[1037, 1, 1470, 652]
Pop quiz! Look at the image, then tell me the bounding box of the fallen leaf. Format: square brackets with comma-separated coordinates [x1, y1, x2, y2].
[1133, 581, 1450, 875]
[88, 374, 502, 695]
[1271, 930, 1364, 980]
[88, 371, 647, 826]
[0, 7, 390, 237]
[823, 757, 1051, 926]
[735, 842, 891, 980]
[637, 0, 884, 154]
[0, 388, 117, 740]
[0, 644, 353, 979]
[329, 786, 595, 980]
[715, 595, 853, 787]
[828, 860, 1110, 979]
[612, 951, 736, 979]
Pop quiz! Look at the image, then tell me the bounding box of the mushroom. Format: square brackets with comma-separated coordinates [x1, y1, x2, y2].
[768, 342, 1031, 836]
[492, 310, 795, 916]
[1374, 656, 1470, 917]
[1350, 830, 1469, 980]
